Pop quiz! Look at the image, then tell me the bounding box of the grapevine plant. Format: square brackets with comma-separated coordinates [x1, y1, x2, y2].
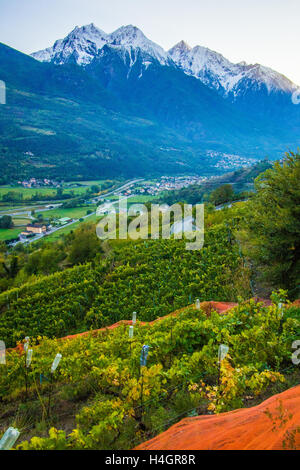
[0, 224, 250, 347]
[0, 297, 299, 450]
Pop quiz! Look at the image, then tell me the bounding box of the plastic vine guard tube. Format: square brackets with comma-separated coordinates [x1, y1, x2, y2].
[218, 344, 229, 363]
[0, 427, 20, 450]
[51, 353, 62, 373]
[26, 349, 33, 368]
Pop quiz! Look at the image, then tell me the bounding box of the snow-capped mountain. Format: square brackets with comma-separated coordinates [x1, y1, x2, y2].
[109, 25, 169, 65]
[32, 24, 108, 65]
[32, 23, 298, 101]
[1, 35, 299, 180]
[32, 23, 169, 66]
[168, 41, 297, 98]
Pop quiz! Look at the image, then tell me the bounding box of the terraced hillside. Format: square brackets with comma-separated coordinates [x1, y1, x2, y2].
[0, 223, 250, 347]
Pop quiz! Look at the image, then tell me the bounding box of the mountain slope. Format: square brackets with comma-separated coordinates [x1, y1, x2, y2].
[33, 23, 298, 103]
[29, 23, 300, 147]
[0, 43, 213, 181]
[0, 23, 299, 181]
[0, 42, 281, 182]
[168, 40, 297, 98]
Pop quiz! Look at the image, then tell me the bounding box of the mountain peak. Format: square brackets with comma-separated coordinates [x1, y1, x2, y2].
[32, 23, 169, 66]
[30, 23, 297, 96]
[110, 24, 147, 45]
[109, 25, 169, 64]
[67, 23, 108, 40]
[169, 40, 192, 53]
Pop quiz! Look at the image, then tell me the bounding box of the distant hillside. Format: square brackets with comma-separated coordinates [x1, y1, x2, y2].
[159, 160, 272, 205]
[0, 43, 212, 182]
[0, 37, 299, 182]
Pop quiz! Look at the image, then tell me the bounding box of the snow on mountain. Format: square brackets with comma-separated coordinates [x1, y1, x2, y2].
[168, 41, 296, 97]
[32, 24, 108, 65]
[32, 23, 108, 65]
[32, 23, 169, 66]
[109, 25, 169, 64]
[32, 24, 297, 97]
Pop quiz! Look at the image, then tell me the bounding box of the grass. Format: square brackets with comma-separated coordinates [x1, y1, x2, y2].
[12, 218, 31, 226]
[36, 205, 97, 220]
[127, 195, 161, 203]
[0, 180, 116, 201]
[107, 195, 160, 203]
[0, 227, 23, 241]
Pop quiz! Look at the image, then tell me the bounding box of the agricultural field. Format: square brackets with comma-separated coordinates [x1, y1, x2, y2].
[0, 227, 23, 241]
[0, 179, 116, 202]
[0, 154, 299, 451]
[12, 217, 31, 226]
[36, 205, 97, 221]
[65, 180, 117, 188]
[108, 194, 160, 203]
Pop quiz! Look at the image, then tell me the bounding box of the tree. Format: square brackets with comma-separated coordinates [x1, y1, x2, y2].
[0, 215, 14, 229]
[67, 226, 102, 265]
[210, 184, 234, 206]
[56, 187, 63, 199]
[9, 256, 19, 278]
[91, 185, 100, 194]
[240, 151, 300, 292]
[2, 191, 23, 202]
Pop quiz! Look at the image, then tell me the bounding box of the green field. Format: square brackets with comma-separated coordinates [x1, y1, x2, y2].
[107, 194, 160, 203]
[0, 227, 23, 241]
[12, 217, 31, 226]
[0, 180, 116, 201]
[65, 179, 116, 187]
[37, 205, 97, 220]
[127, 194, 161, 203]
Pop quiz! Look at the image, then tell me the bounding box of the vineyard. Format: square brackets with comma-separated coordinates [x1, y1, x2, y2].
[0, 296, 299, 449]
[0, 151, 299, 451]
[0, 223, 251, 347]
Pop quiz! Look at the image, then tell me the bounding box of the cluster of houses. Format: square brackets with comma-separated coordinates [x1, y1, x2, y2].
[119, 176, 209, 197]
[17, 178, 61, 189]
[206, 151, 256, 170]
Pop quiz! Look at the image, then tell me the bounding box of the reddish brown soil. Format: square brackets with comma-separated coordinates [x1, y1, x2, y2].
[10, 301, 238, 352]
[59, 301, 237, 341]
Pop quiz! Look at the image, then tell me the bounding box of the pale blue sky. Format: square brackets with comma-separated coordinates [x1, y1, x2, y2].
[1, 0, 299, 84]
